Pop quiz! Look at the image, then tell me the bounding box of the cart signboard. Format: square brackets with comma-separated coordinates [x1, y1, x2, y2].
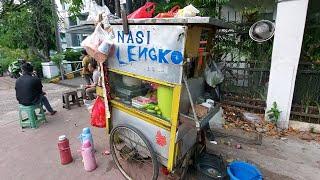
[108, 25, 187, 84]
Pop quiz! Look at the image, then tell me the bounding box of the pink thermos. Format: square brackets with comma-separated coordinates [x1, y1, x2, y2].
[81, 140, 97, 171]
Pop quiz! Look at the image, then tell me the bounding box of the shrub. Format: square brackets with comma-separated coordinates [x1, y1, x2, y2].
[63, 49, 82, 62]
[267, 102, 281, 123]
[51, 53, 65, 67]
[0, 47, 25, 70]
[29, 55, 44, 77]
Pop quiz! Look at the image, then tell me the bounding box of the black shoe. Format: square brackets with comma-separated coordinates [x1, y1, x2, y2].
[50, 111, 57, 115]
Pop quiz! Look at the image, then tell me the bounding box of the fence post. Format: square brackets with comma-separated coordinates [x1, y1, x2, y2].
[266, 0, 309, 129]
[60, 62, 65, 80]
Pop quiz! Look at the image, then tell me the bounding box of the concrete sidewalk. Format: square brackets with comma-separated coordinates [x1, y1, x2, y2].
[0, 77, 123, 180]
[0, 105, 124, 180]
[58, 77, 86, 88]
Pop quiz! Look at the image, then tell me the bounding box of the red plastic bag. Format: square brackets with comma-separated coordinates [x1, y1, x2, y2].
[90, 97, 106, 128]
[155, 5, 180, 18]
[127, 2, 156, 19]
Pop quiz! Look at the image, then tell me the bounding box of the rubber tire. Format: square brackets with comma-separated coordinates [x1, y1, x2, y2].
[110, 124, 159, 180]
[179, 154, 190, 180]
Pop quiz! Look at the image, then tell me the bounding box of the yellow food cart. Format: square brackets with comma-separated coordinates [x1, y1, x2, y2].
[69, 17, 231, 180]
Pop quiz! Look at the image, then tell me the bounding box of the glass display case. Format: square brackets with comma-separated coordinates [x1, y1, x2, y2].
[109, 72, 174, 122]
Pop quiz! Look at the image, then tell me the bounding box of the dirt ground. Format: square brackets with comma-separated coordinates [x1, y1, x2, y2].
[207, 128, 320, 180]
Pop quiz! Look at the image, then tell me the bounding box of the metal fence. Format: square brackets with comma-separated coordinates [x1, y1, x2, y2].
[220, 54, 320, 124]
[217, 8, 320, 124]
[217, 9, 272, 113]
[291, 63, 320, 124]
[220, 55, 270, 114]
[60, 61, 82, 80]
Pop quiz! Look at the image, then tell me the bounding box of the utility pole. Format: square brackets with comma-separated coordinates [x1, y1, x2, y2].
[265, 0, 309, 129]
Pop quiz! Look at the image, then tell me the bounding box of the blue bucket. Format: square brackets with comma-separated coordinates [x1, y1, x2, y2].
[227, 161, 262, 180]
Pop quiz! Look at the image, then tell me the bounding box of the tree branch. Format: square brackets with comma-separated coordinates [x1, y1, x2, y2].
[0, 0, 31, 18]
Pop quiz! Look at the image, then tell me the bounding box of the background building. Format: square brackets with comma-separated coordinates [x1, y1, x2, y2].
[55, 0, 93, 48]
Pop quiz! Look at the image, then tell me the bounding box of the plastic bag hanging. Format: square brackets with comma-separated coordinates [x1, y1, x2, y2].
[204, 60, 224, 88]
[86, 1, 111, 23]
[90, 97, 106, 128]
[80, 23, 114, 63]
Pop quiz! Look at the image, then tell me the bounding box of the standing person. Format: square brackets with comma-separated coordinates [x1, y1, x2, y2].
[81, 50, 93, 85]
[15, 63, 57, 115]
[85, 60, 100, 100]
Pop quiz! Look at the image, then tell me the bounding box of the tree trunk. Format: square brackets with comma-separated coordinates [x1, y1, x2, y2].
[30, 47, 47, 61]
[43, 41, 50, 61]
[51, 0, 64, 80]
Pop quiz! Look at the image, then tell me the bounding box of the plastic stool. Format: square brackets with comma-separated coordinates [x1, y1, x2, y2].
[19, 104, 47, 128]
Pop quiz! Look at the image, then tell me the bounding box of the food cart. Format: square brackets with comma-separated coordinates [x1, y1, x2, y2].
[68, 17, 231, 179]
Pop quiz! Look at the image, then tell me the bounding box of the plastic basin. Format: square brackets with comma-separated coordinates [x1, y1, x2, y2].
[227, 161, 262, 180]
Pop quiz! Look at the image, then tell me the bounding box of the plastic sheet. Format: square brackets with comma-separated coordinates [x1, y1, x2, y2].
[175, 4, 199, 17]
[155, 5, 180, 18]
[127, 2, 156, 19]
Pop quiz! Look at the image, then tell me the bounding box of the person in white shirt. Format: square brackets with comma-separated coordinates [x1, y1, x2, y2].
[85, 60, 100, 100]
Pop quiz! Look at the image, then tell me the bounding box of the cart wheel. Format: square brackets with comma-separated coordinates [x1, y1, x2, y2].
[110, 124, 159, 180]
[179, 152, 191, 180]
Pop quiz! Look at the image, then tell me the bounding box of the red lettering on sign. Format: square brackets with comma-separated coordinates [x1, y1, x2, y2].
[156, 130, 166, 147]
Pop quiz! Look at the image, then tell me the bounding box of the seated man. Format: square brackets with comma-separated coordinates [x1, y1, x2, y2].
[15, 63, 57, 115]
[81, 50, 93, 85]
[85, 60, 100, 100]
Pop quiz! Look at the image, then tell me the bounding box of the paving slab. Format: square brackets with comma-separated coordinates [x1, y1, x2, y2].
[0, 77, 124, 180]
[0, 105, 124, 180]
[58, 77, 86, 88]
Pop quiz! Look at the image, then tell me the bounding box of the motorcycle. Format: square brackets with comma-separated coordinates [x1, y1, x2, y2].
[0, 65, 3, 77]
[8, 59, 24, 78]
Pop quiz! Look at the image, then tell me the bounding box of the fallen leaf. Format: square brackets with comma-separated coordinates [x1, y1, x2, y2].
[300, 133, 315, 141]
[226, 158, 234, 163]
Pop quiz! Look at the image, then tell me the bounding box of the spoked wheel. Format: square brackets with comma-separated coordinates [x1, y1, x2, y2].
[180, 153, 191, 180]
[110, 125, 159, 180]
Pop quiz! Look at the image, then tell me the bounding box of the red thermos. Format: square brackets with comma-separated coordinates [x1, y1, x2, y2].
[58, 135, 73, 165]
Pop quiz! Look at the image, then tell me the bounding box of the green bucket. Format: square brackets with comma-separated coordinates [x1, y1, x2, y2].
[157, 85, 173, 121]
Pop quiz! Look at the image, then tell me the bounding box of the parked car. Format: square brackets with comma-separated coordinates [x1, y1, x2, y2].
[64, 46, 84, 52]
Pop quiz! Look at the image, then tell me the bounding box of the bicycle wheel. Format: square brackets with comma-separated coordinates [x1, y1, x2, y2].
[110, 124, 159, 180]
